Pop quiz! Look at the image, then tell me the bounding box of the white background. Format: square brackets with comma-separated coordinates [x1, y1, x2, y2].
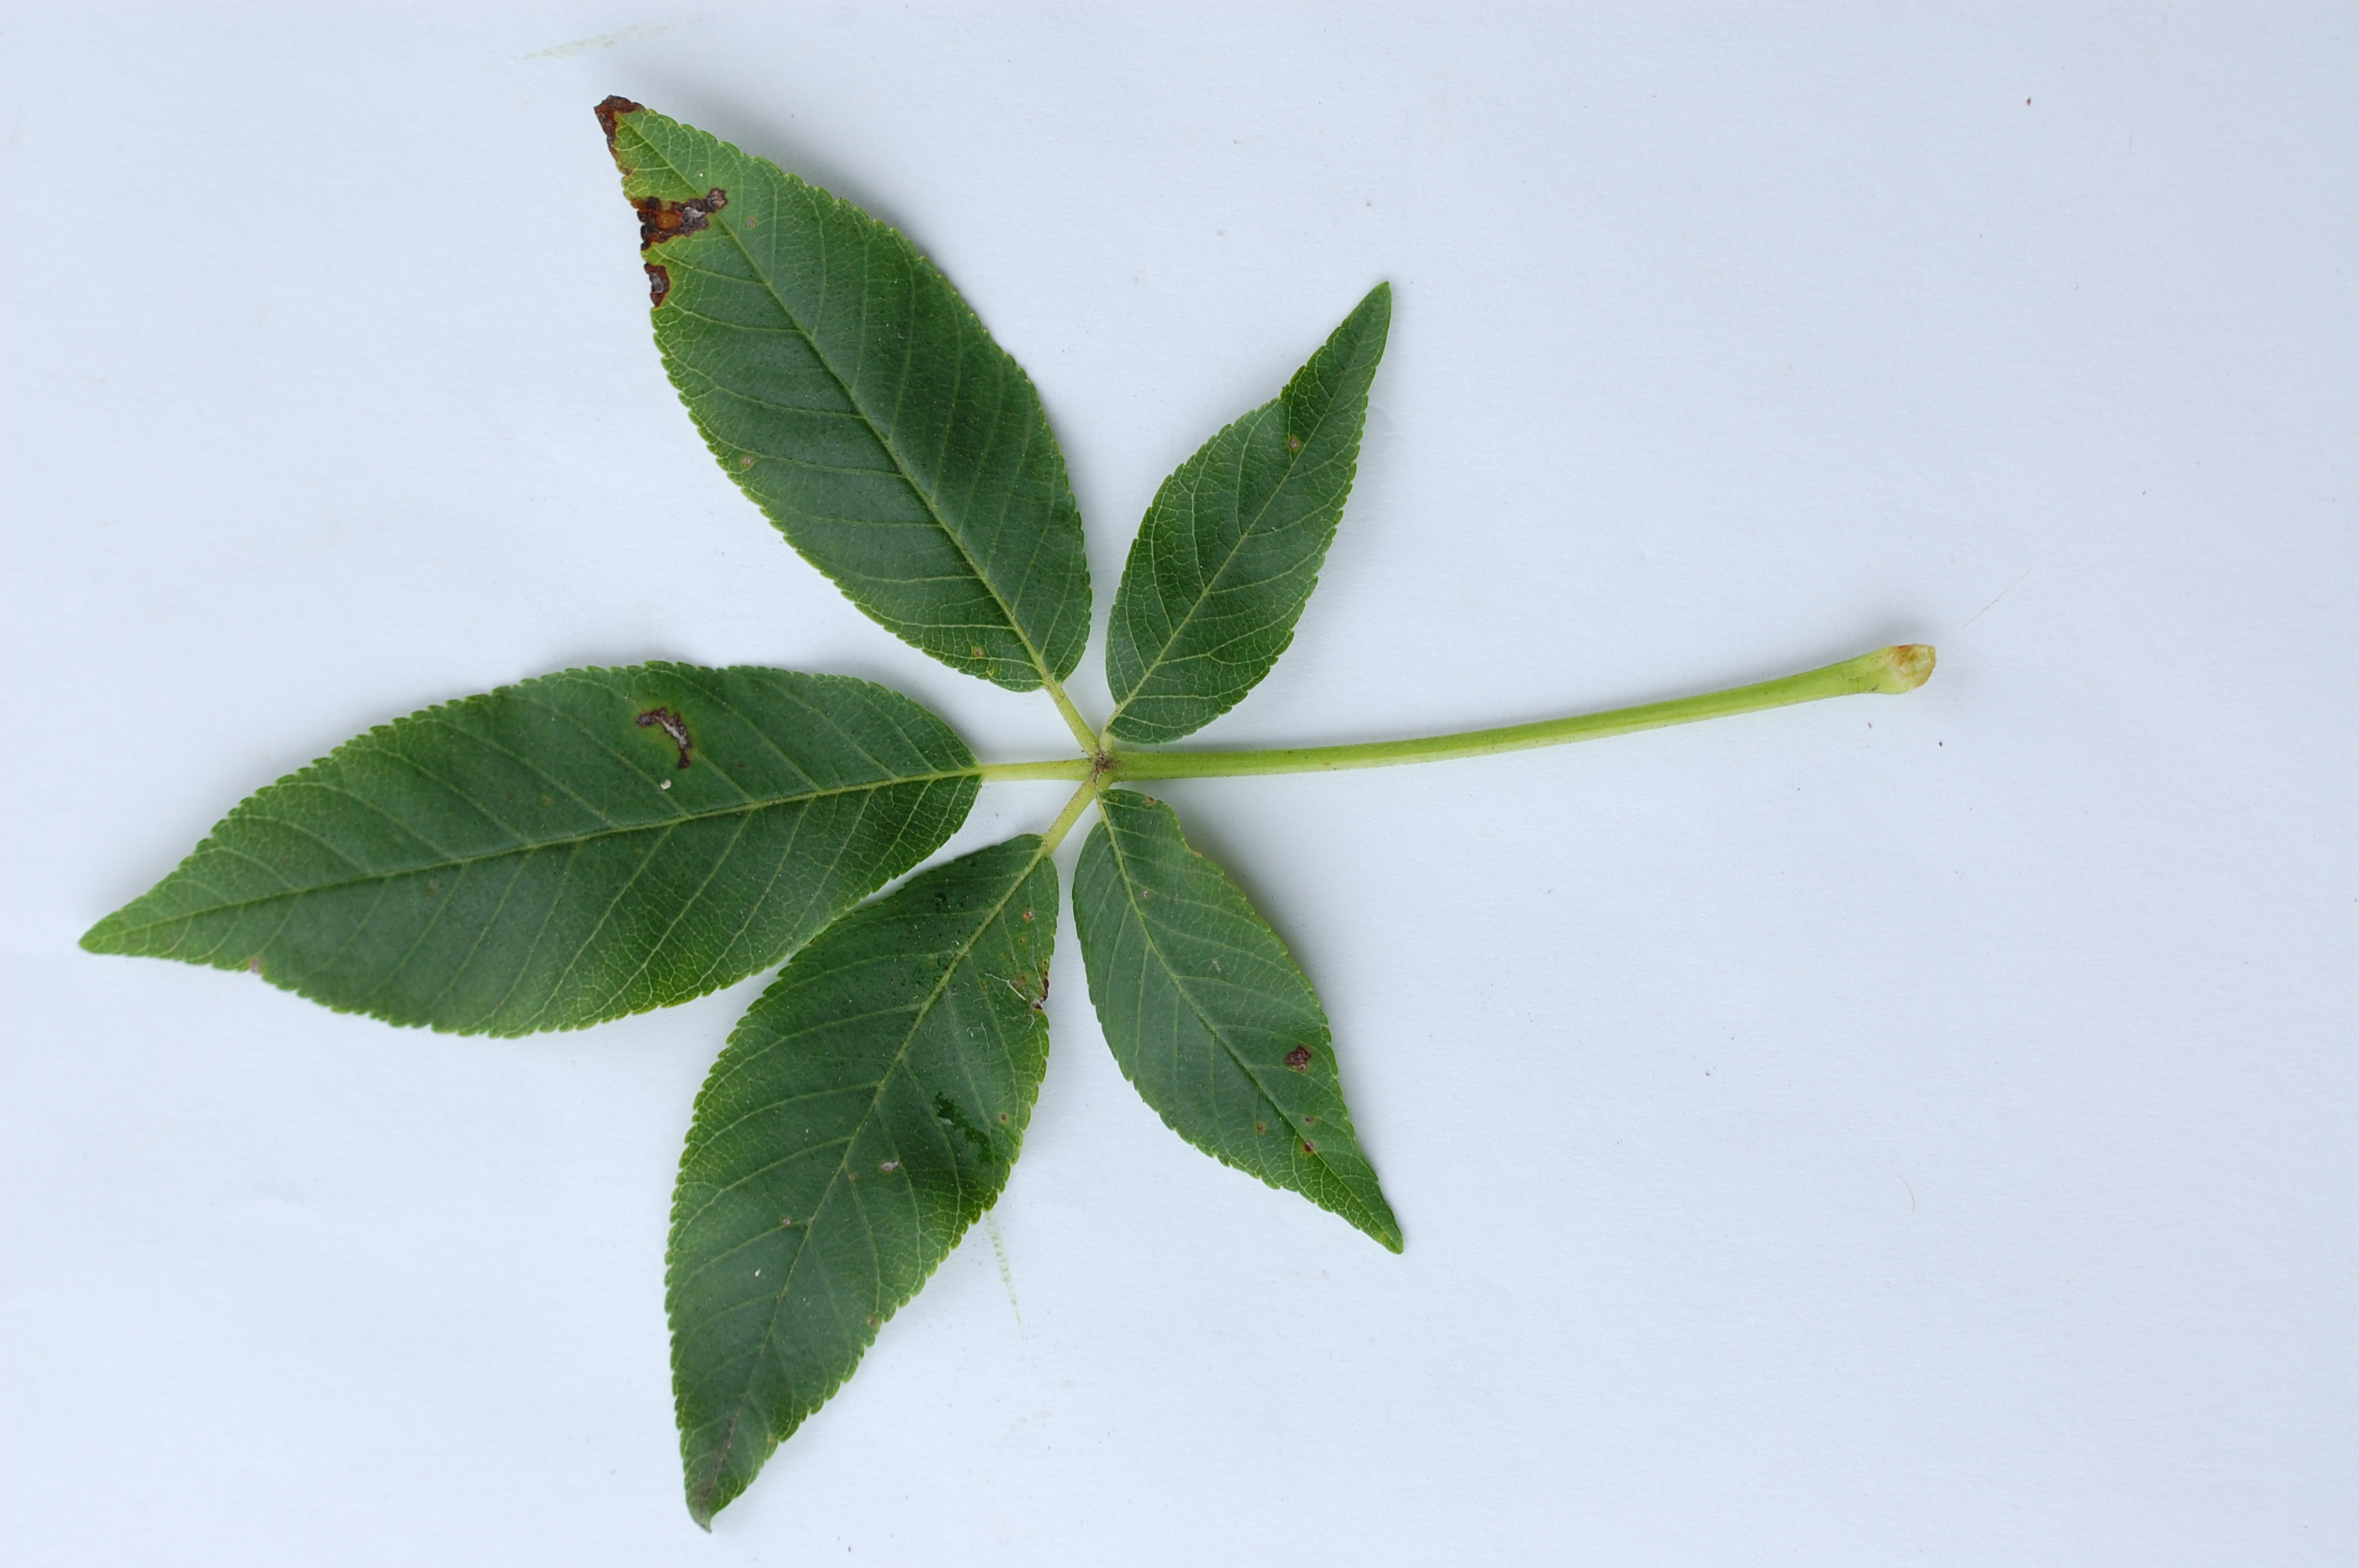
[3, 5, 2352, 1563]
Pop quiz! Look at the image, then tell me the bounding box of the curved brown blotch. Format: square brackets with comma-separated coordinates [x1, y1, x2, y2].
[635, 707, 694, 768]
[645, 263, 671, 308]
[594, 96, 644, 151]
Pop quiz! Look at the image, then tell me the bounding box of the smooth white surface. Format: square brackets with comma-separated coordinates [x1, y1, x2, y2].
[3, 5, 2353, 1562]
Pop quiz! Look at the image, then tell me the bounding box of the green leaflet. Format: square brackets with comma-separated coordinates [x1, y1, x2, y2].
[602, 100, 1092, 694]
[668, 837, 1057, 1527]
[1103, 283, 1390, 743]
[1074, 789, 1400, 1250]
[81, 666, 978, 1036]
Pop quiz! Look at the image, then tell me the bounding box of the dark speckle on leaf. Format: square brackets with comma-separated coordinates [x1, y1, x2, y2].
[933, 1093, 994, 1156]
[1283, 1046, 1313, 1072]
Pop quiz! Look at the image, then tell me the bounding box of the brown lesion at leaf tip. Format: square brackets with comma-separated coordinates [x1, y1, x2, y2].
[634, 187, 729, 251]
[637, 707, 693, 768]
[594, 96, 644, 152]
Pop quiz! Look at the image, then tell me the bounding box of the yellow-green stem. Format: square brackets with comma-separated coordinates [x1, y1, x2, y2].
[1041, 674, 1100, 755]
[976, 757, 1095, 783]
[1037, 775, 1106, 852]
[1101, 644, 1935, 782]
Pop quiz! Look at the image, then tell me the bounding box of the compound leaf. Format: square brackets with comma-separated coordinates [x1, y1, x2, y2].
[81, 666, 977, 1035]
[1074, 789, 1399, 1250]
[668, 836, 1057, 1526]
[1103, 283, 1390, 742]
[601, 99, 1091, 691]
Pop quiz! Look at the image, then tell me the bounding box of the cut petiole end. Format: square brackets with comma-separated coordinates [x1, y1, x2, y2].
[1861, 643, 1936, 694]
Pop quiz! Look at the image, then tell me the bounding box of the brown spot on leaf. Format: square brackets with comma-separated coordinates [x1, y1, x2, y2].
[1254, 1120, 1268, 1135]
[1283, 1046, 1313, 1073]
[997, 1111, 1010, 1123]
[1302, 1138, 1318, 1154]
[594, 96, 644, 151]
[1020, 909, 1034, 923]
[247, 954, 264, 975]
[736, 453, 755, 469]
[637, 707, 693, 768]
[645, 263, 671, 307]
[634, 187, 728, 251]
[878, 1160, 900, 1174]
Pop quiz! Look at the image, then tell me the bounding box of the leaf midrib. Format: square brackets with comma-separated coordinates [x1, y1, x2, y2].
[95, 770, 976, 933]
[634, 125, 1067, 693]
[689, 837, 1049, 1513]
